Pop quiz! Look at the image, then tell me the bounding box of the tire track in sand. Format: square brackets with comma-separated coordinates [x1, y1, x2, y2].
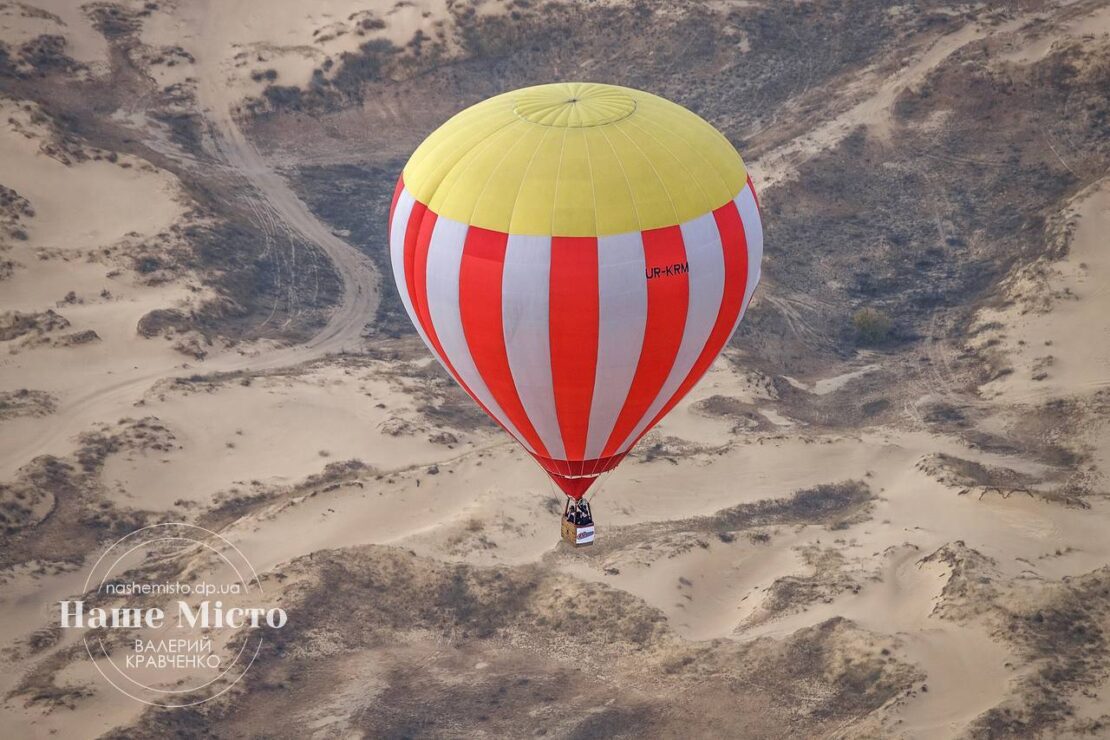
[0, 8, 380, 478]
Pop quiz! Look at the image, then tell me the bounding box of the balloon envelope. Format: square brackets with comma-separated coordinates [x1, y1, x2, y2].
[389, 82, 762, 498]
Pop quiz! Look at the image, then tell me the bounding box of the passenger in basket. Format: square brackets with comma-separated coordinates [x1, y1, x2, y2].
[577, 500, 593, 527]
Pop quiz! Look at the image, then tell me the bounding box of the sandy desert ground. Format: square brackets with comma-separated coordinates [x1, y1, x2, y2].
[1, 0, 1109, 738]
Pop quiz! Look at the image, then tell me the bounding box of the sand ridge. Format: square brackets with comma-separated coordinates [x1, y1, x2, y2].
[2, 0, 1110, 737]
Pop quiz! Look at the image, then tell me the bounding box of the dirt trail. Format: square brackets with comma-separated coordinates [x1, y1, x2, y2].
[750, 14, 1029, 190]
[193, 51, 379, 356]
[186, 0, 379, 358]
[0, 4, 380, 480]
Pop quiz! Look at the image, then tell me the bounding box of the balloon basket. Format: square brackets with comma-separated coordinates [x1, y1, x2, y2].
[561, 499, 596, 547]
[561, 519, 595, 547]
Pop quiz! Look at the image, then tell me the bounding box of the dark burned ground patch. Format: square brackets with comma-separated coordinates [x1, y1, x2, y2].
[0, 32, 85, 78]
[248, 0, 956, 140]
[174, 217, 342, 345]
[124, 216, 343, 348]
[697, 480, 874, 534]
[653, 478, 873, 538]
[1007, 395, 1106, 478]
[0, 453, 148, 569]
[285, 162, 410, 337]
[694, 394, 778, 434]
[696, 370, 902, 433]
[734, 29, 1110, 428]
[917, 451, 1090, 508]
[920, 452, 1041, 492]
[349, 652, 660, 740]
[913, 391, 1106, 504]
[111, 546, 917, 739]
[576, 480, 874, 559]
[0, 418, 176, 568]
[0, 7, 343, 346]
[259, 2, 1109, 410]
[251, 0, 970, 341]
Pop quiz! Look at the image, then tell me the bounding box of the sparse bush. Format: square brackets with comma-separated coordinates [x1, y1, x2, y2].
[250, 68, 278, 82]
[851, 307, 892, 345]
[134, 255, 162, 274]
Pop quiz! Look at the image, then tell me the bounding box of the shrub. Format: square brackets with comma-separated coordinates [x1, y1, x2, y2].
[852, 307, 892, 345]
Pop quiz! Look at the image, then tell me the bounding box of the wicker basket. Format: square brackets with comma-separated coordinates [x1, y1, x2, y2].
[561, 517, 595, 547]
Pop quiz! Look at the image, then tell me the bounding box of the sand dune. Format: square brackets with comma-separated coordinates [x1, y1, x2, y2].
[2, 0, 1109, 737]
[975, 184, 1110, 404]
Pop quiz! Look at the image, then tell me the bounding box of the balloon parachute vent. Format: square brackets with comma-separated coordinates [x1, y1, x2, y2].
[513, 82, 636, 127]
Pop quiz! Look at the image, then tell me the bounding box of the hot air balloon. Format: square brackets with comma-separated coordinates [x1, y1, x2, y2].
[388, 82, 763, 545]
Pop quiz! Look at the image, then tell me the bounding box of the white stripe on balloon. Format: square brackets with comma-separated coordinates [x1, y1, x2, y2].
[583, 230, 648, 461]
[501, 234, 566, 461]
[388, 189, 432, 350]
[420, 213, 535, 453]
[734, 183, 763, 329]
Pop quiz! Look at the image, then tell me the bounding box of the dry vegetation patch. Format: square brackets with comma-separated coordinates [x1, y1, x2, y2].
[0, 388, 56, 419]
[110, 545, 919, 738]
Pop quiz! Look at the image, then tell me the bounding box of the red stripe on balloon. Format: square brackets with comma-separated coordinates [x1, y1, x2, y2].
[746, 174, 760, 213]
[459, 227, 551, 459]
[401, 203, 439, 348]
[715, 196, 752, 333]
[414, 214, 522, 453]
[402, 200, 428, 327]
[627, 199, 750, 451]
[540, 451, 628, 501]
[533, 451, 625, 479]
[404, 205, 541, 466]
[549, 236, 600, 461]
[602, 225, 689, 457]
[549, 474, 596, 499]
